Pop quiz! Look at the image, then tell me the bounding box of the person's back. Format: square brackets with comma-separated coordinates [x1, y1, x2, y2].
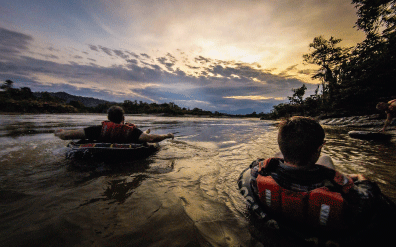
[249, 117, 381, 230]
[55, 106, 174, 143]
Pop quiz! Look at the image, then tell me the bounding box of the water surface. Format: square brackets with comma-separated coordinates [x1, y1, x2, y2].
[1, 114, 395, 246]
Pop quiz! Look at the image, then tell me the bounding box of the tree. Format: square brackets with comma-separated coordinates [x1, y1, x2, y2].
[20, 87, 34, 99]
[288, 84, 307, 105]
[68, 100, 85, 110]
[303, 36, 352, 107]
[1, 80, 14, 90]
[353, 0, 396, 36]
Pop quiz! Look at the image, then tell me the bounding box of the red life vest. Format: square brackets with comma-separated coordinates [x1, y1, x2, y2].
[256, 158, 354, 231]
[100, 121, 137, 143]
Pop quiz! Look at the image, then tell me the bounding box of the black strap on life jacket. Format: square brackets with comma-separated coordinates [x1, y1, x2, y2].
[257, 158, 344, 193]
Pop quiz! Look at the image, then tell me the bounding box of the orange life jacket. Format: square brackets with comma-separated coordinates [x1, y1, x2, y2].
[100, 121, 137, 143]
[256, 158, 354, 231]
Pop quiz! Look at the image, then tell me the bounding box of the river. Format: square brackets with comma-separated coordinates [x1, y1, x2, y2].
[1, 114, 395, 247]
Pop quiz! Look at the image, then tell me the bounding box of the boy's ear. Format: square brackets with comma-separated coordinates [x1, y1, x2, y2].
[317, 143, 325, 151]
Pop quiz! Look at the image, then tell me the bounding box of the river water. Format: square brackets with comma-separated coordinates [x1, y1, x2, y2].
[1, 114, 395, 247]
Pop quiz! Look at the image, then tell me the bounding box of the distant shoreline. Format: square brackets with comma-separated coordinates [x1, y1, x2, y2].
[0, 112, 259, 119]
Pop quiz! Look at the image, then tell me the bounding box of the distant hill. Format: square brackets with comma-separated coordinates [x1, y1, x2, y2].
[33, 92, 115, 107]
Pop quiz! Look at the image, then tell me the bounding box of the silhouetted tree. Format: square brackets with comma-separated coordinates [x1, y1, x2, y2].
[1, 80, 14, 90]
[288, 84, 307, 105]
[303, 36, 352, 108]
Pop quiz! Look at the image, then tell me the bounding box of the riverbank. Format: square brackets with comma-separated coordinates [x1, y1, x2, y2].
[319, 114, 396, 133]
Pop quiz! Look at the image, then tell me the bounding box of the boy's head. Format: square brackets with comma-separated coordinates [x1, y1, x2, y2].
[107, 106, 125, 124]
[278, 116, 325, 167]
[376, 102, 388, 111]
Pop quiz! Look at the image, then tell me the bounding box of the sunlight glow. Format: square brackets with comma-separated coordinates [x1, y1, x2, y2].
[223, 96, 285, 101]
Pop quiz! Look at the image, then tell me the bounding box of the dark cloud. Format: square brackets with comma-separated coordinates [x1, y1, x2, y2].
[47, 47, 60, 52]
[125, 51, 139, 58]
[99, 46, 112, 56]
[88, 45, 99, 52]
[126, 59, 138, 65]
[140, 53, 150, 59]
[0, 27, 33, 58]
[298, 69, 315, 75]
[175, 68, 186, 77]
[157, 57, 175, 71]
[166, 53, 177, 63]
[195, 56, 211, 64]
[186, 64, 200, 69]
[113, 49, 129, 59]
[284, 64, 298, 71]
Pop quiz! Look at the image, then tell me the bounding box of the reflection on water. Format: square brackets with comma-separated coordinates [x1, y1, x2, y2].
[323, 126, 396, 198]
[0, 114, 395, 246]
[79, 175, 149, 206]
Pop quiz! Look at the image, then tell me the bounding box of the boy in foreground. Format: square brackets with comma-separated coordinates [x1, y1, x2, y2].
[249, 116, 380, 228]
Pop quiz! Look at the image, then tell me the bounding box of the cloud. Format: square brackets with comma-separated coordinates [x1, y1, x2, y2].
[0, 26, 315, 113]
[157, 57, 175, 70]
[0, 27, 33, 58]
[113, 50, 129, 59]
[99, 46, 113, 56]
[88, 45, 99, 52]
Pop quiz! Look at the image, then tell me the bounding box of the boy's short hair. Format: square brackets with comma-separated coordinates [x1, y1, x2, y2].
[278, 116, 325, 166]
[107, 106, 125, 124]
[376, 102, 388, 111]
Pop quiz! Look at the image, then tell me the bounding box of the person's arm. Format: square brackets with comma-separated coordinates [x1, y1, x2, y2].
[380, 112, 392, 132]
[138, 132, 174, 143]
[54, 129, 86, 140]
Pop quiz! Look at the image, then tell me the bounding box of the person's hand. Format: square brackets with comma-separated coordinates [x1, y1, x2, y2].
[54, 129, 64, 137]
[167, 133, 174, 140]
[348, 174, 366, 182]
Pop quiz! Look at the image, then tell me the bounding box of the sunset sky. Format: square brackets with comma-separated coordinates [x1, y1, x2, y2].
[0, 0, 365, 114]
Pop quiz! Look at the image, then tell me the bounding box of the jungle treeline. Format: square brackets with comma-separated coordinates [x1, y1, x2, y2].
[0, 80, 228, 117]
[261, 0, 396, 119]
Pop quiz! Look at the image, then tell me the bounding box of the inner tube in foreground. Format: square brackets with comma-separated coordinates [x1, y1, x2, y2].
[66, 140, 159, 160]
[237, 166, 396, 246]
[348, 130, 392, 141]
